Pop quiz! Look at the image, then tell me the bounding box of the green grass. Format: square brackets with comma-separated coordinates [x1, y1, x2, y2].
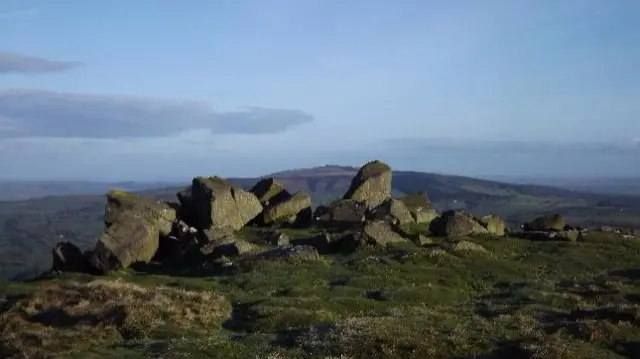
[3, 231, 640, 358]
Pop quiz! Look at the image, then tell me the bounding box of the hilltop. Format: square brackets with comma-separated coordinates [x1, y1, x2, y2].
[2, 164, 640, 281]
[1, 160, 640, 358]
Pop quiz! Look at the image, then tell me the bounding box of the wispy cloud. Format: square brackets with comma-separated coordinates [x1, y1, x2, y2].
[0, 52, 80, 74]
[0, 89, 314, 138]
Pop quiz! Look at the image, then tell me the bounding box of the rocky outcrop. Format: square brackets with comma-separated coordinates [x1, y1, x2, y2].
[262, 191, 312, 227]
[90, 213, 160, 272]
[429, 210, 489, 237]
[370, 198, 414, 225]
[187, 176, 263, 231]
[89, 191, 179, 273]
[104, 190, 176, 236]
[250, 178, 291, 206]
[314, 199, 367, 225]
[357, 220, 408, 247]
[52, 242, 89, 273]
[342, 160, 392, 210]
[397, 192, 439, 224]
[523, 214, 565, 232]
[477, 214, 506, 236]
[257, 229, 290, 246]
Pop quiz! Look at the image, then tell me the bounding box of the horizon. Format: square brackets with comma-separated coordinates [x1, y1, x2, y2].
[2, 1, 639, 181]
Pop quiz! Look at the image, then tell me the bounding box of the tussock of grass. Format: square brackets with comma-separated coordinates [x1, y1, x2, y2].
[0, 279, 231, 358]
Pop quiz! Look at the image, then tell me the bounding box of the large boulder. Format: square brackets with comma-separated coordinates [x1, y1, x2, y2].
[250, 177, 291, 206]
[429, 210, 489, 237]
[357, 220, 408, 247]
[90, 213, 160, 273]
[187, 176, 263, 231]
[342, 160, 392, 210]
[397, 192, 439, 224]
[370, 198, 414, 225]
[314, 199, 367, 225]
[262, 191, 312, 227]
[52, 242, 90, 273]
[477, 214, 506, 236]
[523, 214, 565, 232]
[104, 190, 176, 236]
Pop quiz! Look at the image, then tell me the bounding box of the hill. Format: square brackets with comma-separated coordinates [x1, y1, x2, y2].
[2, 160, 640, 359]
[1, 165, 640, 280]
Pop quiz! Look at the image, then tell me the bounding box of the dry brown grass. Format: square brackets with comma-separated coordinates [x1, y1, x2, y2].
[0, 279, 231, 358]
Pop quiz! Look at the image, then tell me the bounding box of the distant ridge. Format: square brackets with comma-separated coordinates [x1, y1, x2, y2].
[267, 165, 359, 178]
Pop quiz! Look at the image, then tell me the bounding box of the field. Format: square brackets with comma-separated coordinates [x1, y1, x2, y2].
[2, 227, 640, 359]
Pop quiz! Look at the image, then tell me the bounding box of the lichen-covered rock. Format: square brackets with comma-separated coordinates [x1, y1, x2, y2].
[414, 234, 434, 246]
[314, 199, 368, 225]
[105, 190, 176, 236]
[52, 241, 89, 273]
[445, 240, 487, 253]
[397, 192, 439, 224]
[212, 239, 258, 257]
[90, 214, 160, 273]
[258, 229, 290, 246]
[342, 160, 392, 210]
[250, 177, 291, 206]
[262, 191, 312, 226]
[523, 214, 565, 232]
[477, 214, 506, 236]
[359, 220, 408, 247]
[370, 198, 414, 225]
[429, 210, 488, 237]
[188, 176, 263, 231]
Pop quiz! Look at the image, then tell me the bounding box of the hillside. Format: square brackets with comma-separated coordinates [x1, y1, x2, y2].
[1, 161, 640, 359]
[1, 165, 640, 280]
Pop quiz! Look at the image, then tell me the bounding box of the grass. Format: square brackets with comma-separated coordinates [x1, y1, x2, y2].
[3, 229, 640, 358]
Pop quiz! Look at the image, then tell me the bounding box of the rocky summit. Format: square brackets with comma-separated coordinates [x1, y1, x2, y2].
[2, 160, 640, 359]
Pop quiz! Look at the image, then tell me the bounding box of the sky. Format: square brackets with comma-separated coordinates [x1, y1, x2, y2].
[1, 0, 639, 181]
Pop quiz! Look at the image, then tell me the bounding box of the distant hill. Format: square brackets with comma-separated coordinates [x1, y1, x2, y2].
[0, 180, 182, 201]
[1, 165, 640, 280]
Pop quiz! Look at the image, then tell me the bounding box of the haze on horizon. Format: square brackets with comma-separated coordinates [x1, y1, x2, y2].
[1, 0, 639, 182]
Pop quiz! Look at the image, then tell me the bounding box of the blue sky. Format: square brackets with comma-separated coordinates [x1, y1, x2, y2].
[1, 0, 639, 181]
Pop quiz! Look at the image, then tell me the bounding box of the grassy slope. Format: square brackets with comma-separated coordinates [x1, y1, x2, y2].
[2, 227, 640, 358]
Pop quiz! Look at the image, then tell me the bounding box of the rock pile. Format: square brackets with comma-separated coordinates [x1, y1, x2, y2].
[50, 159, 600, 275]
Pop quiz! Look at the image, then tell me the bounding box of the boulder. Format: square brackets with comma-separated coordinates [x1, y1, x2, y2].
[397, 192, 439, 224]
[262, 191, 312, 227]
[477, 214, 506, 236]
[90, 213, 160, 273]
[342, 160, 392, 210]
[370, 198, 414, 225]
[249, 177, 291, 206]
[212, 239, 258, 257]
[429, 210, 489, 237]
[104, 190, 176, 236]
[295, 232, 347, 254]
[445, 240, 488, 253]
[52, 242, 89, 273]
[257, 229, 290, 246]
[359, 220, 408, 247]
[523, 214, 565, 232]
[314, 199, 367, 225]
[188, 176, 263, 231]
[414, 234, 434, 246]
